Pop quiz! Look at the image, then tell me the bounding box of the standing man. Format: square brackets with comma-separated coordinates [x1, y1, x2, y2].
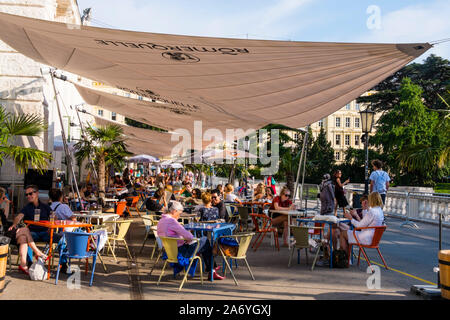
[369, 160, 390, 205]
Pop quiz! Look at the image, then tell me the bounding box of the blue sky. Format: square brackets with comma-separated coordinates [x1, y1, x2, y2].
[76, 0, 450, 62]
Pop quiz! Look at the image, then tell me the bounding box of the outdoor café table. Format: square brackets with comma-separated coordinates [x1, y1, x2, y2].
[296, 217, 351, 268]
[73, 212, 119, 226]
[183, 222, 236, 281]
[24, 220, 93, 279]
[269, 210, 310, 249]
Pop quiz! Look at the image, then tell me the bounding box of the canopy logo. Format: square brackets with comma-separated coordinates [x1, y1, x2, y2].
[94, 39, 250, 56]
[162, 52, 200, 63]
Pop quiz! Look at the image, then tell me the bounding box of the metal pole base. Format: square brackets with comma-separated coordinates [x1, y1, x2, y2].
[401, 220, 419, 229]
[410, 285, 443, 300]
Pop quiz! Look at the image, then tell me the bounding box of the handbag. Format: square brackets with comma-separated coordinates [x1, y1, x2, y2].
[29, 256, 48, 281]
[332, 249, 349, 268]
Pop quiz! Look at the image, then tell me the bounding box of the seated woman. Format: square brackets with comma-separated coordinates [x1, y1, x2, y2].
[80, 183, 96, 201]
[157, 201, 224, 280]
[339, 192, 385, 253]
[145, 187, 167, 214]
[113, 175, 125, 188]
[13, 228, 48, 275]
[198, 193, 220, 221]
[264, 187, 274, 203]
[216, 184, 224, 199]
[253, 183, 265, 202]
[223, 183, 242, 204]
[269, 186, 294, 247]
[48, 188, 76, 221]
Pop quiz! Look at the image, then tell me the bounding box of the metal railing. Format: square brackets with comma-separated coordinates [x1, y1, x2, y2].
[345, 187, 450, 227]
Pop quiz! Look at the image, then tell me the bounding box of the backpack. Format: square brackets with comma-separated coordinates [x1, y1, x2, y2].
[332, 249, 349, 268]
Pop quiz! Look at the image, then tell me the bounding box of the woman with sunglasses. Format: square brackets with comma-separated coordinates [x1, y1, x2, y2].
[269, 186, 295, 247]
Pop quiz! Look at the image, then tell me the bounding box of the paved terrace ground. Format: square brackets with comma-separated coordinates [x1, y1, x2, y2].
[1, 215, 448, 300]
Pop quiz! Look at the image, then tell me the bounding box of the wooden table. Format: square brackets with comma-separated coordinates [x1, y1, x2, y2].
[24, 220, 93, 279]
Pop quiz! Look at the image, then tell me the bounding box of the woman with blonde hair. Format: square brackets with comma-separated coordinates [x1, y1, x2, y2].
[253, 183, 265, 201]
[224, 183, 242, 204]
[339, 192, 385, 253]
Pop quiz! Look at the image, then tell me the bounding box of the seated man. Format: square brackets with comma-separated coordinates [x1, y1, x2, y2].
[211, 189, 227, 221]
[80, 183, 96, 201]
[157, 201, 224, 280]
[181, 183, 193, 198]
[8, 185, 53, 272]
[48, 188, 76, 221]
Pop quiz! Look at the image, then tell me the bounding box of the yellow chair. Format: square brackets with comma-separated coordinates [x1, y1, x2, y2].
[104, 220, 133, 262]
[218, 232, 255, 286]
[156, 236, 203, 291]
[148, 226, 163, 270]
[288, 225, 324, 269]
[139, 215, 159, 254]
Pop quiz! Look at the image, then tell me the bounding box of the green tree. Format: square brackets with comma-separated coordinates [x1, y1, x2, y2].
[75, 124, 131, 194]
[0, 105, 52, 173]
[358, 54, 450, 112]
[305, 127, 335, 184]
[372, 78, 445, 185]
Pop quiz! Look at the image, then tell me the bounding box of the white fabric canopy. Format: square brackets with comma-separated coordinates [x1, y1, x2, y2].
[0, 12, 431, 156]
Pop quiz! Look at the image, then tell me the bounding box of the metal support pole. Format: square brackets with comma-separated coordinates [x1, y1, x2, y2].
[438, 211, 442, 288]
[50, 71, 83, 209]
[293, 126, 309, 202]
[364, 133, 369, 195]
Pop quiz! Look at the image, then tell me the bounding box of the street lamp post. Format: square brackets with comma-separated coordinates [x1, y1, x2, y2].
[243, 138, 250, 198]
[359, 107, 375, 195]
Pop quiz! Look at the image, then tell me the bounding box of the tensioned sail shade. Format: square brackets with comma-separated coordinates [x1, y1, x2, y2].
[91, 115, 178, 156]
[0, 12, 431, 133]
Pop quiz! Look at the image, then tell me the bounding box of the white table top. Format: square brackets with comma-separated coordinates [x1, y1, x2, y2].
[103, 198, 119, 202]
[73, 213, 119, 219]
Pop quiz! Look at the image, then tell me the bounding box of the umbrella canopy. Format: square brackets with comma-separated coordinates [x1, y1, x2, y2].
[204, 149, 258, 163]
[127, 154, 159, 163]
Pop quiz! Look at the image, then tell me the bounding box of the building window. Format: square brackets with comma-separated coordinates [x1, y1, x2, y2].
[355, 118, 360, 128]
[345, 117, 351, 128]
[111, 112, 117, 121]
[335, 151, 340, 161]
[346, 103, 351, 110]
[355, 135, 360, 146]
[335, 117, 341, 127]
[138, 96, 143, 100]
[294, 133, 299, 141]
[318, 119, 324, 127]
[345, 134, 351, 146]
[355, 103, 360, 111]
[98, 109, 103, 116]
[335, 134, 341, 146]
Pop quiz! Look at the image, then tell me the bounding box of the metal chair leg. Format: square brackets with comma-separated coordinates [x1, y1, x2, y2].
[157, 260, 168, 286]
[288, 247, 295, 267]
[243, 258, 255, 281]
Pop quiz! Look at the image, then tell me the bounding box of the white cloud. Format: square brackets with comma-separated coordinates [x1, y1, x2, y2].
[359, 0, 450, 61]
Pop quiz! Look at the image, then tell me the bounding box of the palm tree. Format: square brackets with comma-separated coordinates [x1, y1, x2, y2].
[0, 105, 52, 173]
[74, 124, 131, 194]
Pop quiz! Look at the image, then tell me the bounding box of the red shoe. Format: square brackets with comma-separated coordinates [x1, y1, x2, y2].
[18, 265, 29, 276]
[212, 271, 225, 280]
[214, 265, 222, 272]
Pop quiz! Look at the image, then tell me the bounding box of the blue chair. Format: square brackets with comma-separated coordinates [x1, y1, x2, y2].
[55, 231, 100, 287]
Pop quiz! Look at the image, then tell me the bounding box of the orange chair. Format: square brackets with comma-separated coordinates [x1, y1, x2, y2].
[348, 226, 388, 269]
[250, 213, 280, 251]
[115, 201, 127, 217]
[125, 196, 142, 217]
